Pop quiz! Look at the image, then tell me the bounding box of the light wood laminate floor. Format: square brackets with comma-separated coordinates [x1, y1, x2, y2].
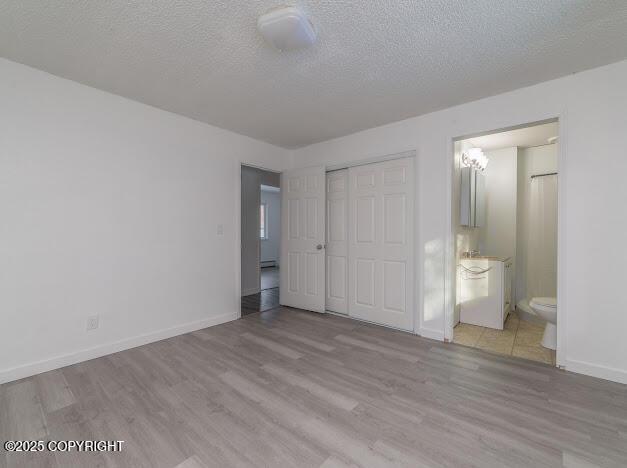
[2, 307, 627, 467]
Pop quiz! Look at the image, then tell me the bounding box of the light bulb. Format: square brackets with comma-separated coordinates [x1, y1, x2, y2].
[462, 147, 488, 171]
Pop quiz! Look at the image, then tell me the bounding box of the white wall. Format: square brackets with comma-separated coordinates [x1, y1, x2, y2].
[3, 55, 627, 385]
[516, 144, 558, 305]
[291, 59, 627, 383]
[480, 147, 518, 260]
[0, 58, 289, 383]
[260, 189, 281, 266]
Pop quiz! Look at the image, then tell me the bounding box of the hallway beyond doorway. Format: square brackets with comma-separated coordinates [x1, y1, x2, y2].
[242, 267, 280, 316]
[261, 266, 279, 290]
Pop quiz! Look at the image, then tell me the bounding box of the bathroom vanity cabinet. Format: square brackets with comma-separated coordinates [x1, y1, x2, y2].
[459, 257, 512, 329]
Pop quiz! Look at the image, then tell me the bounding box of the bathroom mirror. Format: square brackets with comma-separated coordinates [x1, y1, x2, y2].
[460, 167, 485, 227]
[475, 170, 485, 227]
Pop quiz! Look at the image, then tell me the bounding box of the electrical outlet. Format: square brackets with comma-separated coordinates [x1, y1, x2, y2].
[86, 315, 99, 331]
[217, 224, 224, 235]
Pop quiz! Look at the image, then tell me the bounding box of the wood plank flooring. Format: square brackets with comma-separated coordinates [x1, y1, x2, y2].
[2, 307, 627, 467]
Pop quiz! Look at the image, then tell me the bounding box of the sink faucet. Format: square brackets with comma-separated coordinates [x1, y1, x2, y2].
[463, 250, 480, 258]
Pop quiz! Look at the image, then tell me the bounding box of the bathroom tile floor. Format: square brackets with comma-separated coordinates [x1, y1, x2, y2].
[453, 311, 556, 365]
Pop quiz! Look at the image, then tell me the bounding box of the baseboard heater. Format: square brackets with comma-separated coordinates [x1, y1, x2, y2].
[260, 260, 277, 268]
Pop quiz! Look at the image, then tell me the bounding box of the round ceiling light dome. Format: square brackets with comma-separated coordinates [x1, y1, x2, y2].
[257, 7, 316, 51]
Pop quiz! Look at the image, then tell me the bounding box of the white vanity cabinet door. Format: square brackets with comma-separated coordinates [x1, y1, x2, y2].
[459, 259, 506, 330]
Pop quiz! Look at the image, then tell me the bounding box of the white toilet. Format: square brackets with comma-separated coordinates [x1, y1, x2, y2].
[530, 297, 557, 350]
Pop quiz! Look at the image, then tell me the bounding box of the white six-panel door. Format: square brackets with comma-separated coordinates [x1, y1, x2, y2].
[348, 158, 414, 330]
[280, 166, 326, 313]
[325, 169, 348, 314]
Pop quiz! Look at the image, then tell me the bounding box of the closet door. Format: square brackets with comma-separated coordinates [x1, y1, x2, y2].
[326, 169, 348, 314]
[348, 158, 414, 330]
[280, 166, 326, 313]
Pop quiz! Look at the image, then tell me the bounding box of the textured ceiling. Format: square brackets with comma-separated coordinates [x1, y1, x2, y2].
[1, 1, 627, 148]
[468, 122, 559, 151]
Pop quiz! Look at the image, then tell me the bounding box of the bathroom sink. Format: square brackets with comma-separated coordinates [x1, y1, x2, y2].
[463, 255, 511, 262]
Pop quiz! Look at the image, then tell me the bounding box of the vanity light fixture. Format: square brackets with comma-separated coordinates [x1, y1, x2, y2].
[462, 147, 489, 171]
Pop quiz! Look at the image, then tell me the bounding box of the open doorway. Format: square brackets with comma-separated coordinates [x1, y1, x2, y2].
[451, 120, 559, 365]
[240, 165, 281, 316]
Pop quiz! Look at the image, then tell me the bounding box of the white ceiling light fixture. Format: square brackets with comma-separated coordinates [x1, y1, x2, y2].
[462, 147, 489, 171]
[257, 6, 316, 51]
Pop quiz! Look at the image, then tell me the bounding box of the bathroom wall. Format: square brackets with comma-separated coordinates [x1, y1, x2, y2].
[515, 144, 558, 305]
[479, 147, 518, 261]
[477, 147, 518, 303]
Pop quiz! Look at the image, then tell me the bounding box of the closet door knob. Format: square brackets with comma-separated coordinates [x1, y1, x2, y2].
[316, 244, 324, 250]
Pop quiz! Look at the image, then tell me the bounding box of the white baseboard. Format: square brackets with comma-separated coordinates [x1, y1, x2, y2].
[242, 287, 260, 296]
[419, 327, 445, 341]
[564, 359, 627, 385]
[0, 311, 238, 385]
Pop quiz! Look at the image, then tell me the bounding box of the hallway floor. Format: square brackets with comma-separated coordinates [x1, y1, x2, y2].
[453, 311, 556, 365]
[241, 267, 280, 316]
[260, 266, 279, 290]
[241, 288, 280, 316]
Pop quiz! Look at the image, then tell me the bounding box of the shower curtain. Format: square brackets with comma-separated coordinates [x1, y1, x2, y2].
[527, 174, 558, 299]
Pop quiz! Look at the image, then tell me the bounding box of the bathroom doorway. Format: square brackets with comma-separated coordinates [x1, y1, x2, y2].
[448, 120, 560, 365]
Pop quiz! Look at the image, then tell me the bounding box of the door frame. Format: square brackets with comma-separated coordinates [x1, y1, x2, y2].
[237, 150, 421, 338]
[444, 115, 568, 367]
[236, 162, 282, 318]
